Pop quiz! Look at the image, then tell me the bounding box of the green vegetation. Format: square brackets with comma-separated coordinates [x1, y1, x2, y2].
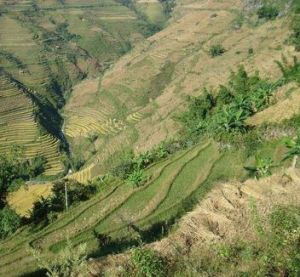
[31, 179, 97, 225]
[0, 147, 47, 239]
[277, 56, 300, 84]
[130, 247, 166, 277]
[209, 44, 226, 57]
[283, 134, 300, 167]
[0, 207, 21, 240]
[257, 5, 279, 20]
[31, 240, 88, 277]
[245, 156, 274, 178]
[0, 147, 46, 206]
[178, 65, 278, 143]
[290, 1, 300, 51]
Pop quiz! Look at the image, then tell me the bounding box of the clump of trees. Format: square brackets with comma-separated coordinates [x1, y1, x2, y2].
[0, 207, 21, 239]
[0, 147, 46, 207]
[0, 147, 47, 239]
[178, 66, 277, 143]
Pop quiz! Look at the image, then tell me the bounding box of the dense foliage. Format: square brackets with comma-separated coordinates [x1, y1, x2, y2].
[111, 140, 181, 186]
[0, 207, 21, 239]
[257, 5, 279, 20]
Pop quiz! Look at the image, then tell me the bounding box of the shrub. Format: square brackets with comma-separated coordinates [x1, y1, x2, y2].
[209, 44, 226, 57]
[257, 5, 279, 20]
[131, 247, 166, 277]
[0, 207, 21, 239]
[31, 239, 88, 277]
[127, 169, 145, 187]
[178, 65, 277, 144]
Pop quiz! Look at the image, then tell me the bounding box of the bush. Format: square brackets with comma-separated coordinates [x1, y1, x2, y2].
[131, 247, 166, 277]
[178, 66, 277, 143]
[31, 239, 88, 277]
[209, 44, 226, 57]
[0, 207, 21, 239]
[127, 169, 145, 187]
[257, 5, 279, 20]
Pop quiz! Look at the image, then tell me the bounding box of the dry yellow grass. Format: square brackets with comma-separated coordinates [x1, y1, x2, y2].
[8, 183, 53, 217]
[89, 167, 300, 275]
[95, 0, 295, 154]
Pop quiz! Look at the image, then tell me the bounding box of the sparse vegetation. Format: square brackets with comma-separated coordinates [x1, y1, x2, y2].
[31, 239, 88, 277]
[172, 204, 300, 276]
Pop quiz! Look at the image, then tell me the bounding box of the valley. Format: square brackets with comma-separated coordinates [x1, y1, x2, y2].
[0, 0, 300, 276]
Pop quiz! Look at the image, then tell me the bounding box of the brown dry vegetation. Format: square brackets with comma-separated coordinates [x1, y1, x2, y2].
[89, 166, 300, 276]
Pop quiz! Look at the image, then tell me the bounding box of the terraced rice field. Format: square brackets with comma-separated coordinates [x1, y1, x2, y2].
[65, 108, 126, 138]
[0, 140, 247, 276]
[0, 74, 64, 176]
[68, 163, 96, 184]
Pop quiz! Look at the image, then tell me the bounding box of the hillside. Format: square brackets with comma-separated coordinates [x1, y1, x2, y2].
[64, 0, 297, 178]
[0, 0, 164, 176]
[89, 166, 300, 276]
[1, 0, 300, 276]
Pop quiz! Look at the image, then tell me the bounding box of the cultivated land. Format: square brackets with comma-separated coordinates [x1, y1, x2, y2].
[1, 0, 300, 275]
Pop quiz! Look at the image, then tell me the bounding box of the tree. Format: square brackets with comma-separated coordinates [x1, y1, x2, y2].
[283, 135, 300, 168]
[0, 207, 21, 239]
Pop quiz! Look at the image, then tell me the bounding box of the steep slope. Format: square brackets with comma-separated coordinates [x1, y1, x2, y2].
[0, 0, 162, 176]
[0, 139, 248, 276]
[89, 166, 300, 275]
[65, 0, 297, 177]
